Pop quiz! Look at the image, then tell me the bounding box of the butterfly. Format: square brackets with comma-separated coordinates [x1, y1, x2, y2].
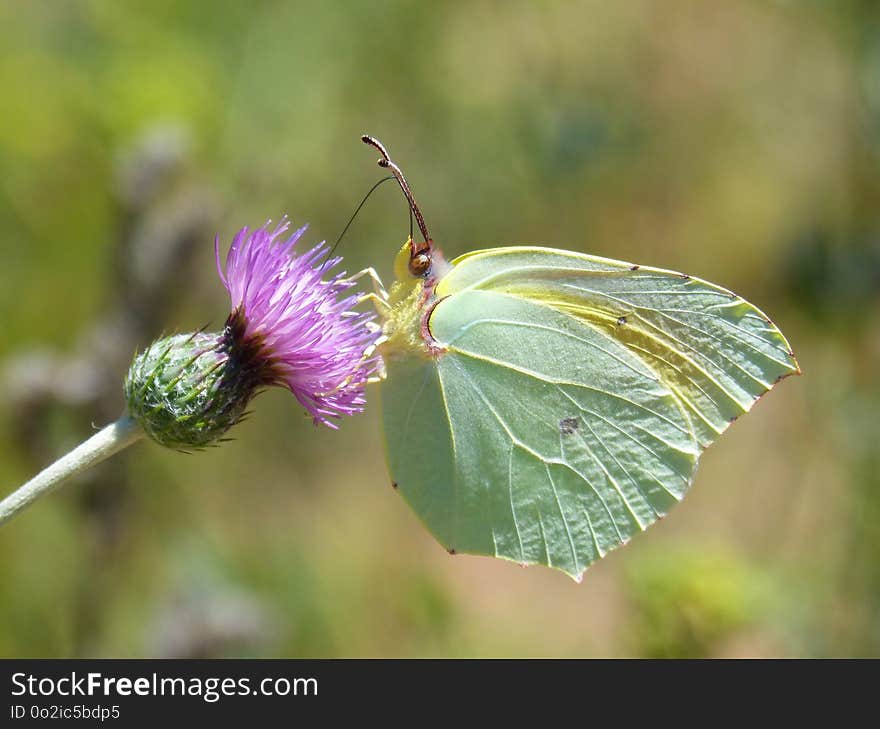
[361, 135, 800, 581]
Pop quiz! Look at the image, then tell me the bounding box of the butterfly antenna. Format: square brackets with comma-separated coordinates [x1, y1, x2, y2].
[361, 135, 432, 246]
[323, 175, 396, 268]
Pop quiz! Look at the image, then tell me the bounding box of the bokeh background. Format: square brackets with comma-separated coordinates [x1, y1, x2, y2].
[1, 0, 877, 658]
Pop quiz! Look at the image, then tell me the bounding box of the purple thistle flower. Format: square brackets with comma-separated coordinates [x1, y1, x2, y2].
[215, 217, 380, 428]
[124, 216, 380, 449]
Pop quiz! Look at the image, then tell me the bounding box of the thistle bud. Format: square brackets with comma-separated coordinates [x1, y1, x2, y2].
[123, 324, 265, 450]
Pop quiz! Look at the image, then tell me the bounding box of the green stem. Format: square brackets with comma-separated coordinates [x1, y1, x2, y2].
[0, 415, 143, 526]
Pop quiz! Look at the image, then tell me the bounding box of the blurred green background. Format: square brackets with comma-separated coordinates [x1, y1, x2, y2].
[0, 0, 877, 657]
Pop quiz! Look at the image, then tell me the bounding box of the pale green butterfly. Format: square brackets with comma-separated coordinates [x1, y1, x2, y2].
[362, 136, 800, 581]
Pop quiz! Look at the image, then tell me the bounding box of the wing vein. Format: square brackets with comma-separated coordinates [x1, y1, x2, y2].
[545, 463, 580, 573]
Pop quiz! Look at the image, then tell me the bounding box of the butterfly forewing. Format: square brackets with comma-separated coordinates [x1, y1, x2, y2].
[437, 247, 800, 446]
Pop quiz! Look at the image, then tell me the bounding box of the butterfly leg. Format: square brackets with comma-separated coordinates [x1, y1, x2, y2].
[325, 315, 387, 385]
[321, 329, 388, 394]
[362, 331, 388, 384]
[337, 268, 389, 382]
[340, 268, 392, 315]
[340, 267, 389, 299]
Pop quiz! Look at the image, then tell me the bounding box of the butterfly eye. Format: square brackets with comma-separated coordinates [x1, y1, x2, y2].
[409, 253, 431, 277]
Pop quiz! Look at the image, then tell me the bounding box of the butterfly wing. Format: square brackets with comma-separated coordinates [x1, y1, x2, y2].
[380, 246, 799, 579]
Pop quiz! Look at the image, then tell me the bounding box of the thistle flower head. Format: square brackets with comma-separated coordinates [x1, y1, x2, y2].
[216, 218, 379, 426]
[125, 217, 380, 449]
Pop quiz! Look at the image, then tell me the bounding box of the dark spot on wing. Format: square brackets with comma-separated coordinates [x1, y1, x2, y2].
[616, 315, 627, 326]
[447, 547, 457, 555]
[630, 264, 640, 271]
[391, 481, 398, 489]
[680, 273, 691, 280]
[559, 416, 580, 435]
